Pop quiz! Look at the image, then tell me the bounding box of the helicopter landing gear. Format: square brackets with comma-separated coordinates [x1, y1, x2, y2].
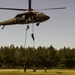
[2, 25, 5, 29]
[36, 23, 40, 26]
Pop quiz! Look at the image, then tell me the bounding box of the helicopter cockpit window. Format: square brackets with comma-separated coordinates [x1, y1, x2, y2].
[41, 13, 44, 16]
[15, 14, 22, 18]
[15, 14, 23, 21]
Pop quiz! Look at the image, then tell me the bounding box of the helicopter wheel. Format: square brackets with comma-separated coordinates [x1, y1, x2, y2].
[36, 23, 40, 26]
[2, 25, 5, 29]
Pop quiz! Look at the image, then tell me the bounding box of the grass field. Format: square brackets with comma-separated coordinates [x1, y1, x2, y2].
[0, 69, 75, 75]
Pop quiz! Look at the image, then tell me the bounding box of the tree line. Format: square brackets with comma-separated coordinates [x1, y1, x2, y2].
[0, 44, 75, 69]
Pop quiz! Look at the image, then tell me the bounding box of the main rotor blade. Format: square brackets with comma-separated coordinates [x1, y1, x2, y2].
[34, 7, 66, 10]
[0, 7, 27, 11]
[0, 7, 66, 11]
[29, 0, 32, 11]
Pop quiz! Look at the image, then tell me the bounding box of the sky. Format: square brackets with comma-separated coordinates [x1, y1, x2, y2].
[0, 0, 75, 49]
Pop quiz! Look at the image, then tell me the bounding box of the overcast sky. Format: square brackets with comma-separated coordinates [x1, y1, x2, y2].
[0, 0, 75, 49]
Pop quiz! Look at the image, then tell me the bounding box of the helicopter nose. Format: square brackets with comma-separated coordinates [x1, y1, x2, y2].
[43, 15, 50, 21]
[47, 16, 50, 20]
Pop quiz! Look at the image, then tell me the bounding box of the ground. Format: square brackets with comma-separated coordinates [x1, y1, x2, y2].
[0, 69, 75, 75]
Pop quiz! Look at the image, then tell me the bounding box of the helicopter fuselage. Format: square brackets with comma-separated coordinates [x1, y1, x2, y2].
[0, 11, 50, 26]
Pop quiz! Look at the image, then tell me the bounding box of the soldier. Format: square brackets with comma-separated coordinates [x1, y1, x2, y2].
[31, 33, 35, 41]
[33, 67, 37, 72]
[44, 67, 46, 72]
[24, 65, 26, 72]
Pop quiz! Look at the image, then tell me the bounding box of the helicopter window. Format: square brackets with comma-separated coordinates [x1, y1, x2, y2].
[41, 13, 44, 16]
[37, 12, 39, 14]
[22, 15, 25, 18]
[15, 14, 23, 21]
[36, 12, 39, 17]
[15, 14, 22, 18]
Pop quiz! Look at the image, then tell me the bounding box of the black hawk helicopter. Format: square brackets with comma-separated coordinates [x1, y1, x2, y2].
[0, 0, 66, 29]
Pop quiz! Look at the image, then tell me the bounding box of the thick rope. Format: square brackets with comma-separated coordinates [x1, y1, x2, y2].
[24, 24, 35, 49]
[31, 24, 35, 49]
[24, 25, 29, 48]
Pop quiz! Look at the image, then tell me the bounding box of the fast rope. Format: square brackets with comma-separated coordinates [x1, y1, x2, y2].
[24, 24, 35, 49]
[31, 23, 35, 49]
[24, 25, 29, 48]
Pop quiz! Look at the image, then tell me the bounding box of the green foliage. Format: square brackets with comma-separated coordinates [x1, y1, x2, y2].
[0, 45, 75, 69]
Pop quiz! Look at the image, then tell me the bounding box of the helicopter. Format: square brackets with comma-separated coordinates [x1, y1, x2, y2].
[0, 0, 66, 29]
